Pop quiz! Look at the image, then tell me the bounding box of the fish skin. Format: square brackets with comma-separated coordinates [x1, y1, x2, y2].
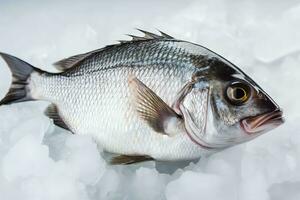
[30, 39, 214, 160]
[0, 30, 284, 163]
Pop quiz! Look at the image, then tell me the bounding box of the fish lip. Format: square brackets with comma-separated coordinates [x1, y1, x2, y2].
[240, 109, 284, 135]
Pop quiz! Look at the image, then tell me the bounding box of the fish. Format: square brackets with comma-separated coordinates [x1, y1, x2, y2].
[0, 29, 284, 165]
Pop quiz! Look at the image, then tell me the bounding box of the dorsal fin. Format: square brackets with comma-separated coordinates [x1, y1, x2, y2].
[53, 29, 175, 71]
[126, 34, 148, 41]
[157, 30, 174, 39]
[130, 28, 174, 40]
[45, 104, 71, 132]
[136, 29, 162, 39]
[53, 52, 93, 71]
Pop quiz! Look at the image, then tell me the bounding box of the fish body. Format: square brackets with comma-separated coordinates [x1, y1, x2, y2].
[0, 30, 284, 164]
[32, 39, 209, 160]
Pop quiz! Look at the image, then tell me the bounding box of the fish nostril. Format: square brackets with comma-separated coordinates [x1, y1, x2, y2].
[257, 92, 264, 99]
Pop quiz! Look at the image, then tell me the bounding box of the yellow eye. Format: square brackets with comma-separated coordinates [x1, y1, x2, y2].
[226, 82, 250, 105]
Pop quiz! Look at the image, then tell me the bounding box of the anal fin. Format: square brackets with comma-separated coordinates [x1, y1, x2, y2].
[110, 155, 153, 165]
[45, 104, 71, 132]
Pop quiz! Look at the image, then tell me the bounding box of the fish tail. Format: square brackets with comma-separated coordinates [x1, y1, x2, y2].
[0, 52, 45, 105]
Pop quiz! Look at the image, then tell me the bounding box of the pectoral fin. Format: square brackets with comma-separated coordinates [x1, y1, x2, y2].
[110, 155, 153, 165]
[129, 77, 181, 134]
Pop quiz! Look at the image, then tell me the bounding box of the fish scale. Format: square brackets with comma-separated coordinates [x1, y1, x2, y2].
[29, 40, 208, 160]
[0, 30, 283, 163]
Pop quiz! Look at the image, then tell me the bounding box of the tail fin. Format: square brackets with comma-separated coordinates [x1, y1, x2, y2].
[0, 52, 43, 105]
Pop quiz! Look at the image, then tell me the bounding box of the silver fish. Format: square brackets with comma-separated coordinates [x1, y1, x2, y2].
[0, 29, 284, 164]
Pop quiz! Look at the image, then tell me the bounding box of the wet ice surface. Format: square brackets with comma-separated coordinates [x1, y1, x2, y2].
[0, 0, 299, 199]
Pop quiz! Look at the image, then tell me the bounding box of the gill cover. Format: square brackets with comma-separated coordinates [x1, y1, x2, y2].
[177, 79, 212, 149]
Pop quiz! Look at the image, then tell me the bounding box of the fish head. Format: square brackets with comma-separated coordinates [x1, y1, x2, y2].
[203, 58, 284, 148]
[179, 56, 284, 149]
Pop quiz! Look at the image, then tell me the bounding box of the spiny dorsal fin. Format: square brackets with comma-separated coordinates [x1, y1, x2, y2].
[110, 155, 153, 165]
[45, 104, 71, 132]
[129, 76, 180, 134]
[136, 29, 162, 39]
[127, 29, 174, 41]
[157, 30, 174, 39]
[126, 34, 149, 41]
[122, 29, 175, 44]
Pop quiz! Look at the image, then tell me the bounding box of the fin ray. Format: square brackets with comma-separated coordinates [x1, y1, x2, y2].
[129, 77, 180, 134]
[45, 104, 71, 131]
[53, 52, 94, 71]
[157, 29, 174, 39]
[0, 52, 43, 105]
[136, 29, 161, 39]
[110, 155, 153, 165]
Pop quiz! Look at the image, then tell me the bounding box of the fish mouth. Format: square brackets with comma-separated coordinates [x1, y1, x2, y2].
[241, 109, 284, 134]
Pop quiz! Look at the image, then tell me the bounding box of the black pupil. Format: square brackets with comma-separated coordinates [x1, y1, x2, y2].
[234, 88, 245, 99]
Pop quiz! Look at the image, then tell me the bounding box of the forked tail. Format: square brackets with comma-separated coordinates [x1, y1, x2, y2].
[0, 52, 44, 105]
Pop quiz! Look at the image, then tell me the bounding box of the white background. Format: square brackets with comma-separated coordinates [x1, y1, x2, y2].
[0, 0, 299, 199]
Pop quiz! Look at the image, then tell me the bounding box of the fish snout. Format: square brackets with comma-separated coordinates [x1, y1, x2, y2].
[240, 108, 284, 135]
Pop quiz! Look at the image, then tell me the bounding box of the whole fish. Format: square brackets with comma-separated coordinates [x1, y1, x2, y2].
[0, 29, 284, 164]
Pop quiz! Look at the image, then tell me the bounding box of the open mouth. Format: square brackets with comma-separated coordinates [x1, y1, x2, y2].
[241, 109, 284, 134]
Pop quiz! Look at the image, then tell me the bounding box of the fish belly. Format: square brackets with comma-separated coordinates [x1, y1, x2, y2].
[34, 65, 209, 161]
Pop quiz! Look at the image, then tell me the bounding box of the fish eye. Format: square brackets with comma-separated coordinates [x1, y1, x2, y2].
[226, 82, 251, 105]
